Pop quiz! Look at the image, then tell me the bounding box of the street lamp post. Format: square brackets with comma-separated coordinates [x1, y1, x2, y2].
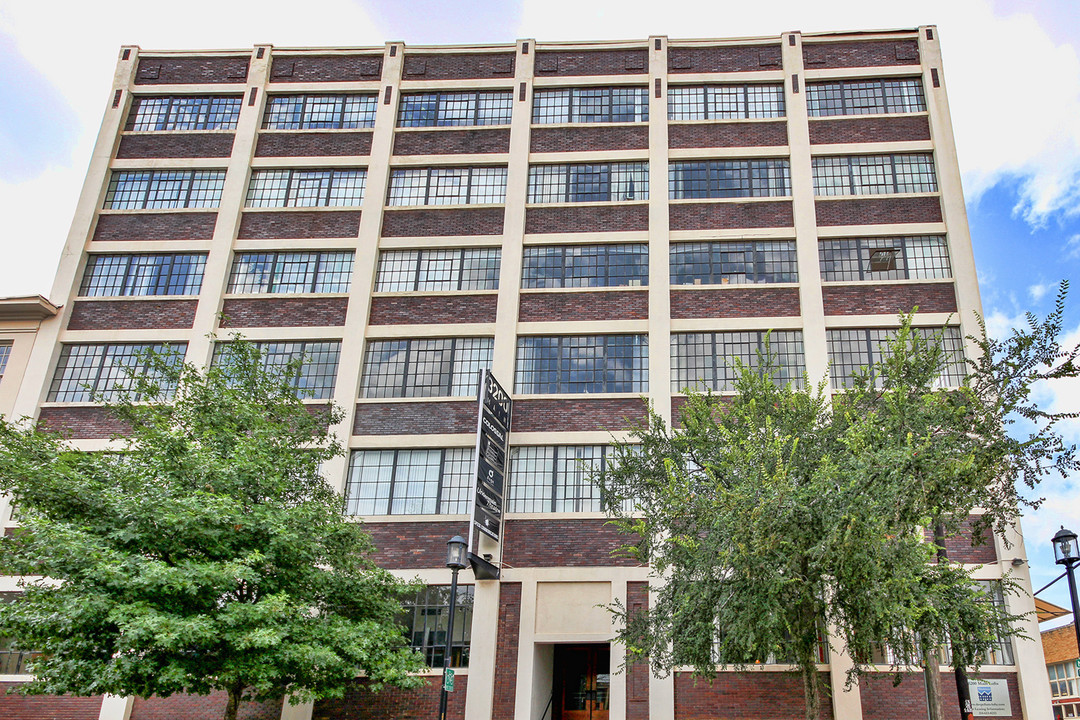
[1052, 526, 1080, 657]
[438, 535, 468, 720]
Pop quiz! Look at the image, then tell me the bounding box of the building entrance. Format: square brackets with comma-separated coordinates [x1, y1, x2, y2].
[554, 644, 610, 720]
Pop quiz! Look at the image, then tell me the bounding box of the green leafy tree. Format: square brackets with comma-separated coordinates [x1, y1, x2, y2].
[0, 340, 425, 720]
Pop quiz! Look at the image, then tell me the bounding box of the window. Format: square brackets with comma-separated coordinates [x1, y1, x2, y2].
[48, 343, 186, 402]
[375, 248, 500, 292]
[0, 342, 12, 383]
[360, 338, 492, 398]
[670, 241, 798, 285]
[522, 244, 648, 288]
[812, 154, 937, 196]
[263, 94, 377, 129]
[398, 91, 513, 127]
[126, 95, 242, 131]
[387, 167, 507, 206]
[400, 585, 474, 668]
[515, 335, 648, 394]
[671, 331, 805, 392]
[0, 593, 40, 675]
[79, 254, 207, 297]
[345, 448, 474, 515]
[668, 84, 785, 120]
[826, 327, 965, 389]
[104, 170, 225, 210]
[1050, 662, 1077, 698]
[528, 163, 648, 203]
[228, 251, 353, 294]
[508, 445, 616, 513]
[968, 581, 1015, 666]
[669, 160, 791, 199]
[246, 169, 366, 208]
[807, 78, 926, 117]
[532, 87, 649, 124]
[214, 341, 341, 400]
[819, 236, 951, 281]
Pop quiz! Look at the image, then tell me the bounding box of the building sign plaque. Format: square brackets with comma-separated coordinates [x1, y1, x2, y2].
[469, 370, 512, 545]
[968, 679, 1011, 717]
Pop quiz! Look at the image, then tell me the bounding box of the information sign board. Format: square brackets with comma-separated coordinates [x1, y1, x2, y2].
[469, 370, 512, 545]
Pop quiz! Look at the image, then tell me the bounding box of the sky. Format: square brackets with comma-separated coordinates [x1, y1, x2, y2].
[1, 0, 1079, 624]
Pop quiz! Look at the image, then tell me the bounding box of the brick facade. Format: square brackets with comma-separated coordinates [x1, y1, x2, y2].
[67, 299, 198, 330]
[37, 406, 129, 440]
[669, 122, 788, 149]
[381, 207, 504, 237]
[808, 116, 931, 145]
[530, 125, 649, 153]
[535, 49, 648, 76]
[525, 204, 649, 234]
[254, 132, 373, 157]
[674, 671, 834, 719]
[402, 53, 515, 80]
[502, 519, 641, 567]
[219, 297, 349, 328]
[802, 39, 921, 69]
[858, 671, 1020, 720]
[237, 211, 362, 239]
[667, 45, 782, 73]
[518, 290, 648, 322]
[129, 693, 282, 720]
[393, 129, 511, 156]
[363, 521, 470, 569]
[353, 400, 478, 436]
[822, 282, 957, 316]
[670, 287, 801, 319]
[815, 196, 942, 226]
[269, 54, 382, 83]
[669, 201, 794, 231]
[511, 397, 648, 433]
[313, 677, 465, 720]
[116, 133, 236, 159]
[1043, 623, 1079, 664]
[626, 582, 651, 720]
[0, 683, 103, 720]
[491, 583, 521, 720]
[368, 295, 498, 325]
[135, 56, 248, 85]
[92, 213, 217, 242]
[923, 515, 999, 565]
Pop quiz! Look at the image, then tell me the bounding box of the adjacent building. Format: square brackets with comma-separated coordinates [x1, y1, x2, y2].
[1044, 622, 1079, 719]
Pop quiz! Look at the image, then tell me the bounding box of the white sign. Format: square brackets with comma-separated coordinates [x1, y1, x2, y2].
[968, 678, 1011, 717]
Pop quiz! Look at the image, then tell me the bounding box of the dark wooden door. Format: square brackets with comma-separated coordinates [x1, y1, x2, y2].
[555, 644, 610, 720]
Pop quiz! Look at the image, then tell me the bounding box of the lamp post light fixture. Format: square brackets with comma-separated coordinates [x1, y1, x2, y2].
[1052, 526, 1080, 660]
[438, 535, 468, 720]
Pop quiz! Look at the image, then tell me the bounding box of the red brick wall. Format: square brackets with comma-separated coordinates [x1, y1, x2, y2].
[219, 297, 349, 328]
[530, 126, 649, 153]
[135, 56, 248, 84]
[368, 295, 498, 325]
[822, 282, 957, 316]
[0, 683, 103, 720]
[802, 40, 921, 69]
[37, 407, 129, 440]
[535, 49, 648, 76]
[353, 401, 478, 436]
[923, 515, 998, 564]
[237, 211, 362, 239]
[269, 55, 383, 83]
[809, 116, 931, 145]
[402, 53, 515, 80]
[393, 129, 511, 156]
[669, 122, 788, 149]
[502, 519, 641, 567]
[518, 291, 648, 322]
[363, 521, 470, 569]
[67, 299, 198, 330]
[675, 671, 833, 719]
[117, 133, 236, 159]
[92, 213, 218, 242]
[859, 671, 1020, 720]
[525, 204, 648, 234]
[668, 45, 783, 73]
[130, 692, 282, 720]
[313, 677, 466, 720]
[670, 287, 801, 319]
[815, 197, 942, 226]
[492, 583, 521, 720]
[669, 201, 794, 231]
[255, 132, 372, 157]
[511, 398, 647, 433]
[627, 581, 650, 720]
[381, 208, 504, 237]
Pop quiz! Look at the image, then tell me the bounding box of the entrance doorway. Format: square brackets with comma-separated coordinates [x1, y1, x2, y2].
[554, 644, 610, 720]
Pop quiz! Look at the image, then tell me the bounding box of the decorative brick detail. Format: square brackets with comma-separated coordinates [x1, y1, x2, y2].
[269, 54, 383, 83]
[68, 299, 198, 330]
[511, 398, 647, 433]
[492, 583, 521, 720]
[130, 693, 282, 720]
[823, 282, 956, 316]
[353, 401, 478, 436]
[675, 671, 834, 719]
[534, 49, 649, 76]
[92, 213, 218, 242]
[518, 291, 648, 322]
[669, 201, 794, 231]
[381, 208, 504, 237]
[369, 295, 497, 325]
[402, 53, 515, 80]
[0, 683, 103, 720]
[667, 45, 783, 74]
[37, 407, 129, 440]
[135, 56, 248, 85]
[525, 204, 648, 234]
[363, 521, 470, 569]
[670, 287, 801, 319]
[859, 671, 1020, 720]
[1043, 623, 1079, 664]
[237, 211, 362, 239]
[313, 677, 465, 720]
[220, 297, 349, 328]
[502, 519, 641, 567]
[923, 515, 998, 565]
[626, 582, 650, 720]
[117, 133, 235, 159]
[530, 126, 649, 153]
[809, 116, 931, 145]
[803, 40, 921, 69]
[815, 197, 942, 226]
[255, 132, 372, 157]
[393, 129, 511, 156]
[669, 122, 787, 149]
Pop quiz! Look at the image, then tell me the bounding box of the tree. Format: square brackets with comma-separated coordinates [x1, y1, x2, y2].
[0, 340, 425, 720]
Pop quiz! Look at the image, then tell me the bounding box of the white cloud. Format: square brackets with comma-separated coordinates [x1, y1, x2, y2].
[1065, 234, 1080, 261]
[1029, 282, 1052, 302]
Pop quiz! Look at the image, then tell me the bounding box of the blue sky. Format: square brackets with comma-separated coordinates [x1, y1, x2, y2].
[1, 0, 1078, 623]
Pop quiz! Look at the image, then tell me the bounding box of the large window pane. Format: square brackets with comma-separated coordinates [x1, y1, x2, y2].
[671, 241, 797, 285]
[668, 84, 785, 120]
[398, 91, 512, 127]
[400, 585, 474, 668]
[246, 169, 366, 208]
[669, 160, 790, 199]
[807, 78, 925, 117]
[228, 251, 353, 293]
[263, 94, 377, 129]
[528, 163, 648, 203]
[127, 95, 242, 131]
[360, 338, 492, 398]
[533, 87, 649, 124]
[105, 170, 225, 210]
[344, 448, 474, 516]
[49, 343, 186, 402]
[818, 236, 951, 282]
[671, 331, 805, 392]
[827, 327, 964, 389]
[522, 244, 647, 288]
[80, 254, 206, 296]
[387, 167, 507, 206]
[515, 335, 648, 394]
[812, 154, 937, 196]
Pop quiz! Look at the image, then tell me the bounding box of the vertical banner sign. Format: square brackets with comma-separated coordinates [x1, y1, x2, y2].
[469, 370, 512, 548]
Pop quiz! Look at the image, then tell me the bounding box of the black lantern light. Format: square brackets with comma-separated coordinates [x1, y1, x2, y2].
[438, 535, 468, 720]
[1053, 526, 1079, 566]
[446, 535, 468, 570]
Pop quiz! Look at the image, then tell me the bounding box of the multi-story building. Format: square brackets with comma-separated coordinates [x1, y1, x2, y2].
[1044, 623, 1079, 718]
[0, 26, 1053, 720]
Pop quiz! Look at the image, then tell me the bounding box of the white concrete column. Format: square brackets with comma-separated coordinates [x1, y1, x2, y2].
[280, 698, 314, 720]
[513, 579, 539, 720]
[97, 694, 133, 720]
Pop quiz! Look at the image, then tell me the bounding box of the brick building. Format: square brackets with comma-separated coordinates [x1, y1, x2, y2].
[1044, 623, 1079, 718]
[0, 26, 1054, 720]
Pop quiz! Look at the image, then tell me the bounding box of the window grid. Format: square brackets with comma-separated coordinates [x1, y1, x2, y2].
[48, 343, 186, 402]
[812, 154, 937, 196]
[104, 170, 225, 210]
[211, 341, 340, 400]
[400, 585, 474, 668]
[671, 331, 805, 392]
[344, 448, 474, 516]
[515, 335, 648, 394]
[827, 327, 965, 389]
[670, 241, 798, 285]
[246, 169, 367, 208]
[228, 251, 354, 294]
[527, 163, 649, 204]
[126, 95, 242, 131]
[818, 236, 952, 282]
[263, 94, 377, 129]
[79, 254, 207, 297]
[387, 167, 507, 206]
[508, 445, 612, 513]
[0, 343, 11, 382]
[360, 338, 493, 399]
[667, 84, 786, 121]
[522, 244, 648, 288]
[806, 78, 926, 117]
[375, 248, 501, 292]
[1050, 661, 1077, 698]
[398, 91, 514, 127]
[532, 87, 650, 124]
[669, 160, 791, 199]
